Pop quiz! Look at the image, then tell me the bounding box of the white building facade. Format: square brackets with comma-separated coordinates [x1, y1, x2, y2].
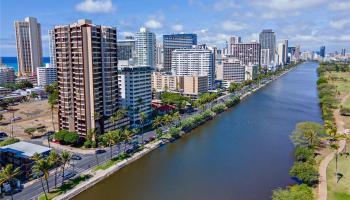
[135, 27, 156, 67]
[118, 66, 153, 125]
[171, 48, 214, 89]
[36, 64, 57, 86]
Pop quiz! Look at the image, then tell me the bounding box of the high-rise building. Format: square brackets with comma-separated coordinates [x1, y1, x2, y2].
[277, 40, 288, 65]
[163, 34, 197, 72]
[229, 36, 241, 54]
[261, 49, 270, 66]
[259, 29, 276, 64]
[118, 66, 153, 124]
[15, 17, 43, 77]
[0, 65, 16, 85]
[171, 48, 215, 89]
[230, 42, 261, 66]
[135, 27, 156, 66]
[48, 29, 56, 68]
[341, 48, 346, 57]
[54, 19, 126, 136]
[156, 43, 163, 69]
[36, 64, 57, 86]
[319, 46, 326, 58]
[117, 36, 136, 61]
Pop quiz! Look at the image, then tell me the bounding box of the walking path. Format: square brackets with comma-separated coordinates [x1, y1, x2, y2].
[318, 93, 350, 200]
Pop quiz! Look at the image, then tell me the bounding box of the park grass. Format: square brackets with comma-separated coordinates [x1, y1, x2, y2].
[326, 72, 350, 99]
[326, 145, 350, 200]
[38, 174, 91, 200]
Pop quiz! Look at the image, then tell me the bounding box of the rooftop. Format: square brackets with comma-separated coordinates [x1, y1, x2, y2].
[0, 141, 51, 158]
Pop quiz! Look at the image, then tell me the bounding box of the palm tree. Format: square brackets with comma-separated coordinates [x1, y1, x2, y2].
[152, 116, 163, 129]
[60, 151, 71, 186]
[172, 112, 181, 125]
[0, 164, 21, 200]
[48, 102, 56, 133]
[32, 158, 51, 193]
[155, 128, 163, 139]
[87, 128, 96, 142]
[122, 129, 133, 152]
[304, 129, 319, 147]
[139, 112, 147, 144]
[48, 150, 60, 188]
[102, 131, 117, 159]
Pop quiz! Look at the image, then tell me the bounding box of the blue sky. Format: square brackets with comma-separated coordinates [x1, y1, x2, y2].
[0, 0, 349, 56]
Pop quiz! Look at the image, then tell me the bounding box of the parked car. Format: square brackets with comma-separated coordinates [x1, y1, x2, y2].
[0, 132, 8, 138]
[95, 149, 106, 154]
[71, 154, 82, 160]
[63, 171, 76, 180]
[12, 116, 22, 121]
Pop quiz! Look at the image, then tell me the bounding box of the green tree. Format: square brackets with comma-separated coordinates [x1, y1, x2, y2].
[290, 122, 324, 147]
[272, 184, 313, 200]
[155, 128, 163, 139]
[122, 128, 133, 152]
[48, 92, 58, 132]
[102, 131, 118, 159]
[24, 127, 36, 138]
[63, 131, 79, 145]
[0, 164, 21, 200]
[152, 116, 163, 129]
[289, 162, 319, 186]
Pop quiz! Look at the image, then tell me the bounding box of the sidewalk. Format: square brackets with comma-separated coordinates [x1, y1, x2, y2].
[43, 141, 97, 155]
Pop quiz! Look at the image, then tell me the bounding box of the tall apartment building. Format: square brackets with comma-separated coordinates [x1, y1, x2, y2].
[319, 46, 326, 58]
[171, 48, 214, 89]
[15, 17, 43, 77]
[0, 65, 16, 85]
[261, 49, 270, 66]
[55, 19, 124, 136]
[277, 40, 288, 65]
[117, 36, 135, 61]
[259, 29, 276, 65]
[230, 42, 261, 66]
[36, 64, 57, 86]
[48, 29, 56, 68]
[118, 66, 153, 124]
[135, 27, 156, 66]
[155, 43, 163, 69]
[163, 34, 197, 72]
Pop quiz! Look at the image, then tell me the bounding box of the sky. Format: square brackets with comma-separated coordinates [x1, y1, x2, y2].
[0, 0, 349, 57]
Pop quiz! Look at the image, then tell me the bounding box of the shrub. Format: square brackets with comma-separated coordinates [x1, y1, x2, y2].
[289, 162, 319, 186]
[272, 184, 314, 200]
[294, 147, 314, 162]
[64, 131, 79, 145]
[54, 130, 69, 141]
[211, 104, 227, 114]
[83, 140, 92, 148]
[0, 138, 20, 147]
[340, 106, 350, 116]
[24, 127, 36, 134]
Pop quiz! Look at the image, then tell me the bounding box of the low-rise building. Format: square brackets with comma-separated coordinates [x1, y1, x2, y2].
[0, 65, 16, 85]
[182, 75, 208, 98]
[0, 141, 51, 179]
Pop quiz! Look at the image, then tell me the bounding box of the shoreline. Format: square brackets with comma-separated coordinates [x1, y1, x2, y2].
[51, 65, 298, 200]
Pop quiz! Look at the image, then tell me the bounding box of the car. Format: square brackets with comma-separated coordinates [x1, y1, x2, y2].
[44, 131, 55, 137]
[0, 132, 8, 138]
[63, 171, 76, 180]
[12, 116, 22, 121]
[95, 149, 106, 154]
[71, 154, 82, 160]
[126, 148, 134, 154]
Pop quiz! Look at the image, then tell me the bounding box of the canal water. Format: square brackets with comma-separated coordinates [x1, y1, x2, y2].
[75, 62, 322, 200]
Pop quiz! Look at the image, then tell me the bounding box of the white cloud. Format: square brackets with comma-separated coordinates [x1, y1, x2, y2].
[252, 0, 325, 11]
[76, 0, 114, 13]
[213, 0, 239, 11]
[330, 19, 350, 29]
[120, 31, 134, 38]
[144, 19, 163, 29]
[172, 24, 184, 32]
[221, 21, 249, 31]
[329, 1, 350, 11]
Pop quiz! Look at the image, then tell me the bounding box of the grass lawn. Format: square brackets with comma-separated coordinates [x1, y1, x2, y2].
[327, 72, 350, 98]
[38, 174, 91, 200]
[326, 145, 350, 200]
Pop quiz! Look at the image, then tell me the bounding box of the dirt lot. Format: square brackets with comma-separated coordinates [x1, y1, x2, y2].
[0, 100, 58, 140]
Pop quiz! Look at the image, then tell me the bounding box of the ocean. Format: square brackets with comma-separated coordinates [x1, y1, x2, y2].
[1, 57, 50, 72]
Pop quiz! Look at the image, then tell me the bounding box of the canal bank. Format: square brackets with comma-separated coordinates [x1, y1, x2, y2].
[72, 62, 322, 200]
